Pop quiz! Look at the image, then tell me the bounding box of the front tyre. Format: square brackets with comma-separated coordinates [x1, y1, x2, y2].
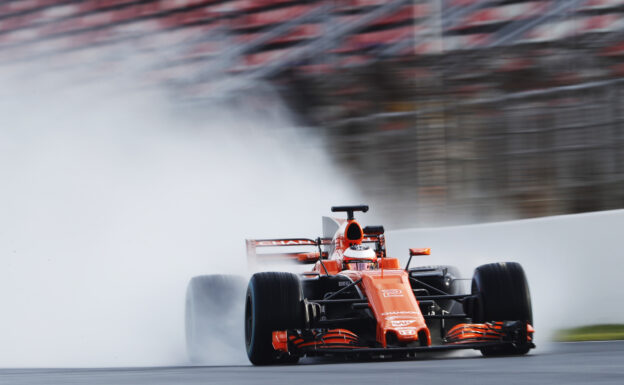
[245, 272, 304, 365]
[471, 262, 533, 356]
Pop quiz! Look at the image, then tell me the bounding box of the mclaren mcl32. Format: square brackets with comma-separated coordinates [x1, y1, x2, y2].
[185, 205, 534, 365]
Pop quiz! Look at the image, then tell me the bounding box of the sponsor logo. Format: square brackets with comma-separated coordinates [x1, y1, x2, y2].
[381, 311, 419, 316]
[255, 240, 316, 246]
[382, 289, 403, 297]
[390, 320, 415, 327]
[385, 315, 418, 320]
[397, 329, 417, 336]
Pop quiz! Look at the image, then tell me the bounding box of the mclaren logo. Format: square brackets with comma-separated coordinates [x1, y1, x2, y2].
[382, 289, 403, 297]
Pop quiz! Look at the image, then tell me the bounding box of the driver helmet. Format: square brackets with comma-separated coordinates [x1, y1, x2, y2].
[343, 244, 377, 271]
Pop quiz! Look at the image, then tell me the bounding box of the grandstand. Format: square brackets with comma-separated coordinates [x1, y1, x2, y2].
[1, 0, 623, 224]
[2, 1, 624, 88]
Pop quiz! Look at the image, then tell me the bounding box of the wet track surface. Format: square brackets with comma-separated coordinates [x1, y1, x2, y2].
[3, 341, 624, 385]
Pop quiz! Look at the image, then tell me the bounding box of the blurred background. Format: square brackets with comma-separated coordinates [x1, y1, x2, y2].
[2, 0, 624, 227]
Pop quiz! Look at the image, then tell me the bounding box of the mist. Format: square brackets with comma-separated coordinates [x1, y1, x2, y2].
[0, 68, 361, 367]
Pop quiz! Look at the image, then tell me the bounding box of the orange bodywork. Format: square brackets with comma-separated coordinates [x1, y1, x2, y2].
[330, 219, 365, 257]
[273, 267, 431, 351]
[253, 216, 432, 349]
[323, 267, 430, 347]
[313, 259, 342, 275]
[358, 269, 430, 347]
[293, 252, 324, 263]
[446, 322, 534, 344]
[246, 207, 535, 358]
[272, 330, 289, 352]
[272, 329, 362, 352]
[379, 258, 400, 269]
[410, 248, 431, 256]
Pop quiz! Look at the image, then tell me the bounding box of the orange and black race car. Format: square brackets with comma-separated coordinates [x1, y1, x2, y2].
[185, 205, 534, 365]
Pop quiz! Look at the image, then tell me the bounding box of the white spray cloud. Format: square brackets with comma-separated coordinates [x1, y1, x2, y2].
[0, 66, 361, 367]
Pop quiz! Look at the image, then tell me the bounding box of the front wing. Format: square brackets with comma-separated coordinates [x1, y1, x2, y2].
[272, 321, 534, 356]
[295, 341, 535, 356]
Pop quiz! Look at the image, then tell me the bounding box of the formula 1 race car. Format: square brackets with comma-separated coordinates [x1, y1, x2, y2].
[185, 205, 534, 365]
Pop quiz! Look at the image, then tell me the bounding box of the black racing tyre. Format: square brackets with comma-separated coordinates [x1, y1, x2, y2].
[245, 272, 304, 365]
[471, 262, 533, 356]
[185, 274, 247, 364]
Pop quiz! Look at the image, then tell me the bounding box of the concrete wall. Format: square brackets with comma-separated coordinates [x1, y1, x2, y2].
[387, 209, 624, 342]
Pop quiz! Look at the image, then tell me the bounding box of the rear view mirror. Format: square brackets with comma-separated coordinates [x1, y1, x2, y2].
[405, 248, 431, 270]
[409, 248, 431, 256]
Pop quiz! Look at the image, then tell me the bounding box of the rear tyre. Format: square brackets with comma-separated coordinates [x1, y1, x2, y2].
[185, 274, 247, 364]
[471, 262, 533, 356]
[245, 272, 304, 365]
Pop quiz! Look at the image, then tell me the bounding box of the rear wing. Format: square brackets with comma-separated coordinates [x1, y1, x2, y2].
[245, 238, 330, 264]
[246, 232, 386, 265]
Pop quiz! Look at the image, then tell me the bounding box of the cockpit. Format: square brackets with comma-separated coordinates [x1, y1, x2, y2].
[343, 244, 378, 271]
